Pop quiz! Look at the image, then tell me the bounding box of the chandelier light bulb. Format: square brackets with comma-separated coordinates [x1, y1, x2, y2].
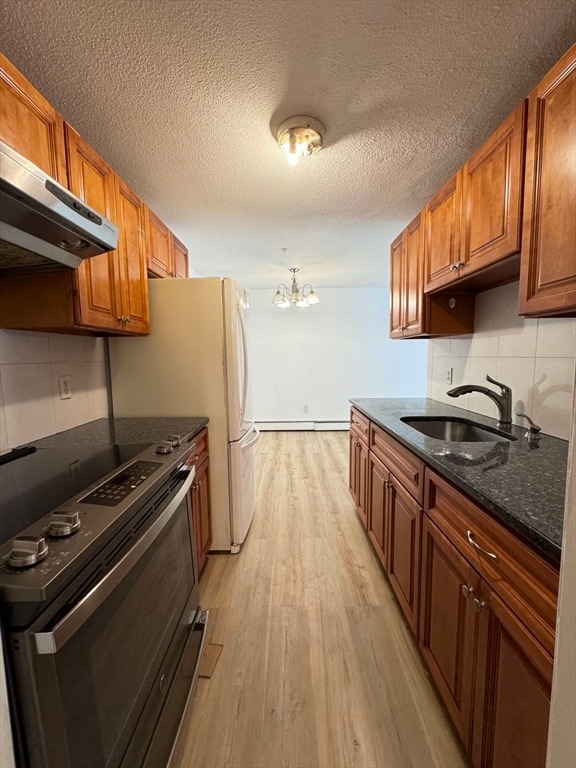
[276, 116, 325, 167]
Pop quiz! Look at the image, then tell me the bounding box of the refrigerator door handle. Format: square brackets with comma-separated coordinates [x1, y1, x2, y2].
[238, 300, 249, 426]
[241, 424, 260, 451]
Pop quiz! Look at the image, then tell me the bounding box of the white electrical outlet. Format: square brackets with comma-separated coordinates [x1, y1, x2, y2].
[59, 375, 72, 400]
[303, 404, 309, 413]
[445, 368, 453, 385]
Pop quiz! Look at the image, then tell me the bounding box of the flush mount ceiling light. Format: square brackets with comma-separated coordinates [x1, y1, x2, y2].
[276, 116, 325, 166]
[272, 267, 320, 308]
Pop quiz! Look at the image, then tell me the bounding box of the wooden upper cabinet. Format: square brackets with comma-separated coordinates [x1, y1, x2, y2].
[0, 53, 67, 185]
[146, 212, 189, 280]
[171, 234, 189, 278]
[461, 101, 527, 280]
[390, 211, 475, 339]
[146, 208, 172, 278]
[65, 124, 122, 332]
[519, 43, 576, 317]
[389, 232, 404, 338]
[390, 213, 425, 338]
[115, 178, 150, 335]
[424, 171, 463, 292]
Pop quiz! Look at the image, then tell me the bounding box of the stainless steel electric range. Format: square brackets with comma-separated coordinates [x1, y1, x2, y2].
[0, 428, 207, 768]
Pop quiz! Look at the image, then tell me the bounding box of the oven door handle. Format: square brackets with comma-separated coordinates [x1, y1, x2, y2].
[33, 464, 196, 655]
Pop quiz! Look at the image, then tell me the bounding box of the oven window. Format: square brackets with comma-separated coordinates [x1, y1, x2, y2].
[31, 496, 196, 768]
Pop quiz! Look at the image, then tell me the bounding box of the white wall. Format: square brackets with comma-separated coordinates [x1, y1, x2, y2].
[0, 330, 109, 451]
[249, 286, 427, 423]
[547, 386, 576, 767]
[427, 282, 576, 440]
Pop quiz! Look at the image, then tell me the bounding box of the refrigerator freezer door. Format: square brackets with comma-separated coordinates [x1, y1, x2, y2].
[223, 279, 252, 442]
[229, 423, 260, 551]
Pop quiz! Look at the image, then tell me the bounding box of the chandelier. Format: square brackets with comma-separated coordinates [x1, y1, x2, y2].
[272, 268, 320, 308]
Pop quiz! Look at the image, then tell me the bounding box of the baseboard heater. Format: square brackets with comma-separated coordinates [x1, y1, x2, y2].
[255, 421, 350, 431]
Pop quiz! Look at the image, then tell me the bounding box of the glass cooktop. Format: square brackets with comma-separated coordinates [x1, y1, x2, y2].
[0, 443, 151, 546]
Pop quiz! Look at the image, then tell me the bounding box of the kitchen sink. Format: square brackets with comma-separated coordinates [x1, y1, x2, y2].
[400, 416, 517, 442]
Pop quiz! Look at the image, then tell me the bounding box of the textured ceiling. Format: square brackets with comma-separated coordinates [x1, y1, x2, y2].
[1, 1, 575, 288]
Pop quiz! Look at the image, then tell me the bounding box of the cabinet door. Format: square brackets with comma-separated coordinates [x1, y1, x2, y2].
[419, 516, 481, 746]
[387, 477, 422, 634]
[0, 53, 68, 185]
[171, 234, 189, 278]
[191, 457, 212, 577]
[462, 102, 527, 275]
[519, 44, 576, 316]
[403, 212, 425, 336]
[357, 439, 369, 529]
[367, 451, 389, 570]
[115, 178, 150, 335]
[65, 124, 121, 331]
[349, 430, 359, 503]
[424, 171, 463, 293]
[389, 232, 404, 338]
[472, 590, 552, 768]
[146, 208, 172, 278]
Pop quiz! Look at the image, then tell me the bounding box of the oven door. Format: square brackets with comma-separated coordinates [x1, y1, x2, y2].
[10, 465, 206, 768]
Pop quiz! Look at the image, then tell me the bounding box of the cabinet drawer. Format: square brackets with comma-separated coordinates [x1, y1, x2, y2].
[187, 427, 209, 467]
[424, 468, 559, 654]
[369, 424, 424, 505]
[350, 407, 369, 444]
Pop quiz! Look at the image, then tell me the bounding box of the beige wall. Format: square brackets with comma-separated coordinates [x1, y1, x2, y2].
[427, 281, 576, 440]
[0, 330, 109, 450]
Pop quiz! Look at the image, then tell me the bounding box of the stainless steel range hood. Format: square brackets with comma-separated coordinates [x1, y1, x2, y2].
[0, 140, 118, 272]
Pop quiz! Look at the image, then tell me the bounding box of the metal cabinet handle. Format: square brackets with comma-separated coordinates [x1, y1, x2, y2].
[473, 598, 487, 613]
[461, 584, 475, 598]
[466, 530, 498, 561]
[450, 263, 458, 271]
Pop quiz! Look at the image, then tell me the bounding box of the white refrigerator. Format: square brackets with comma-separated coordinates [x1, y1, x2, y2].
[109, 277, 259, 552]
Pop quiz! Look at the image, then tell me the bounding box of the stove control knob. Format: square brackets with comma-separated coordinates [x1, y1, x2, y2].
[48, 511, 81, 538]
[8, 535, 48, 569]
[156, 441, 173, 455]
[167, 434, 181, 447]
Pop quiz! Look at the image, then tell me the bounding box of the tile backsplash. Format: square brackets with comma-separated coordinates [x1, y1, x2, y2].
[0, 330, 109, 452]
[427, 281, 576, 441]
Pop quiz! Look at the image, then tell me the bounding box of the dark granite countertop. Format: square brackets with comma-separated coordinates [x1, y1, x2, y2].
[350, 398, 568, 566]
[17, 416, 209, 450]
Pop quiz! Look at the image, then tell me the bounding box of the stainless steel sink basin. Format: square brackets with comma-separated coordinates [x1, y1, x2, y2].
[400, 417, 517, 442]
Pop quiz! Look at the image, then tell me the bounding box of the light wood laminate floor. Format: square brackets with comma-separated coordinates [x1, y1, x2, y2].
[170, 431, 468, 768]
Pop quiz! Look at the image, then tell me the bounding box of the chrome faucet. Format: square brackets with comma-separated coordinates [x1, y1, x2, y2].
[447, 374, 512, 430]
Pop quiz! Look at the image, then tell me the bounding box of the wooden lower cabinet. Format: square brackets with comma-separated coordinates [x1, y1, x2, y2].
[367, 450, 389, 568]
[420, 516, 481, 745]
[349, 429, 368, 529]
[472, 590, 553, 768]
[387, 477, 422, 634]
[191, 456, 212, 577]
[188, 428, 212, 578]
[349, 411, 558, 768]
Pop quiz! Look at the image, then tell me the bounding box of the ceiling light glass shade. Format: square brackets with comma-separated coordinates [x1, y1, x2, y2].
[276, 116, 325, 166]
[272, 268, 319, 308]
[305, 289, 320, 305]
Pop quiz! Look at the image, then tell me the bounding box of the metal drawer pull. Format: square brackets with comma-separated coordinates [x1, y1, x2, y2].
[466, 530, 498, 561]
[473, 598, 487, 613]
[461, 584, 475, 598]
